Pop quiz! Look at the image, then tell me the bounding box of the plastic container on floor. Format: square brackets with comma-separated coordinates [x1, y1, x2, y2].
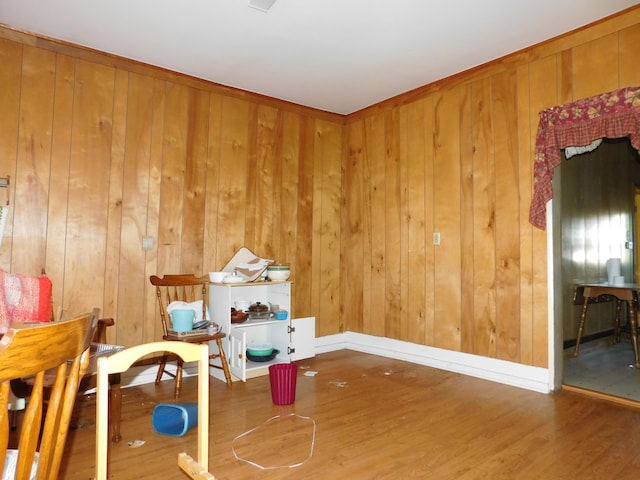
[152, 402, 198, 437]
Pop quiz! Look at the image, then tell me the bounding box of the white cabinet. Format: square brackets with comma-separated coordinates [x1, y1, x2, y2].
[208, 281, 315, 382]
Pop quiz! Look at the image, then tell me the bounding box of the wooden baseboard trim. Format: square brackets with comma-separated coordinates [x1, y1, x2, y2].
[563, 329, 614, 350]
[562, 384, 640, 409]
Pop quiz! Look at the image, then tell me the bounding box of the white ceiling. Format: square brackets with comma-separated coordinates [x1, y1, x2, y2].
[0, 0, 638, 114]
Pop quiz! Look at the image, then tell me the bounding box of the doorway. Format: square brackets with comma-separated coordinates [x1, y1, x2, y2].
[635, 185, 640, 282]
[556, 138, 640, 402]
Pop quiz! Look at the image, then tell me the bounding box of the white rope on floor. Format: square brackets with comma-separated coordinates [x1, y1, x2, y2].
[231, 413, 316, 470]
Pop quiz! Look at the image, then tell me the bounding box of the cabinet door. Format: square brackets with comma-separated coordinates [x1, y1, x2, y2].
[228, 329, 247, 381]
[290, 316, 315, 361]
[270, 320, 290, 359]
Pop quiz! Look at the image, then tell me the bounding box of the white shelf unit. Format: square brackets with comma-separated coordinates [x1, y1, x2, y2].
[208, 281, 315, 382]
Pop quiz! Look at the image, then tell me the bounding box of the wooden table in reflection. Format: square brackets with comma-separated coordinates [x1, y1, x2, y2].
[574, 283, 640, 368]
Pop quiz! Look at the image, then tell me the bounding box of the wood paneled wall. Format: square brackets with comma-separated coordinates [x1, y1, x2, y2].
[342, 6, 640, 368]
[2, 6, 640, 369]
[0, 29, 343, 346]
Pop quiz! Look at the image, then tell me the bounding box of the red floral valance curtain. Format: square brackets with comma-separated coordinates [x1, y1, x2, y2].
[529, 86, 640, 229]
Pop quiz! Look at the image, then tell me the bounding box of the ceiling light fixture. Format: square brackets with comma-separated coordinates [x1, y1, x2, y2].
[248, 0, 277, 12]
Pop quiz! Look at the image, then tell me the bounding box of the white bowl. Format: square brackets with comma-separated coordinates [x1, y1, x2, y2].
[267, 267, 290, 281]
[234, 300, 251, 311]
[209, 271, 226, 283]
[223, 275, 244, 284]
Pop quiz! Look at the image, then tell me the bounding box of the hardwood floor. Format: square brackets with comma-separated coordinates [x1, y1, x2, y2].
[59, 350, 640, 479]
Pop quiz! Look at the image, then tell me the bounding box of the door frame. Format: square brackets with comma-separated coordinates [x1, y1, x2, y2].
[548, 202, 561, 390]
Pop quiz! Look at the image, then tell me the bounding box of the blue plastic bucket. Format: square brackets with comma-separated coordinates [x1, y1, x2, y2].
[152, 402, 198, 437]
[170, 309, 195, 332]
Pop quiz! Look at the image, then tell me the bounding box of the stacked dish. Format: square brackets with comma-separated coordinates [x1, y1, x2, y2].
[266, 264, 290, 281]
[246, 342, 279, 362]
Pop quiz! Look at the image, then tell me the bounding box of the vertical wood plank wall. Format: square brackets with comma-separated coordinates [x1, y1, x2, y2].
[0, 30, 343, 346]
[1, 6, 640, 370]
[343, 7, 640, 368]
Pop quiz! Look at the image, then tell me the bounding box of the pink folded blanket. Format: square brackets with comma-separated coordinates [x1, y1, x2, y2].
[0, 270, 53, 333]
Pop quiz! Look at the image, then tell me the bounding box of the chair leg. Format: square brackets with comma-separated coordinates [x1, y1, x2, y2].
[155, 354, 169, 384]
[613, 299, 622, 344]
[109, 373, 122, 443]
[215, 338, 232, 386]
[574, 300, 590, 356]
[627, 299, 640, 369]
[174, 358, 184, 399]
[10, 409, 18, 431]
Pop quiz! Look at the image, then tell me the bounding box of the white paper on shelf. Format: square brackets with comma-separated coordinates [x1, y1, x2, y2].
[221, 247, 274, 282]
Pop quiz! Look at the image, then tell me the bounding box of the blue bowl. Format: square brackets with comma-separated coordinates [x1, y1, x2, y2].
[274, 310, 288, 320]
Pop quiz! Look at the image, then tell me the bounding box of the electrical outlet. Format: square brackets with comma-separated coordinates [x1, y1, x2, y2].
[433, 232, 441, 246]
[142, 236, 154, 251]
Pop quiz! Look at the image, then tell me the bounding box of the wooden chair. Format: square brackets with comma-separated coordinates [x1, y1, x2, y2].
[0, 311, 96, 480]
[8, 311, 121, 443]
[150, 274, 232, 398]
[95, 341, 213, 479]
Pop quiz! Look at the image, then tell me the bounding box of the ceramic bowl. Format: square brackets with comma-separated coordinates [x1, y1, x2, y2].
[223, 274, 244, 284]
[247, 342, 274, 356]
[234, 300, 251, 311]
[266, 264, 290, 281]
[246, 349, 279, 362]
[230, 309, 248, 324]
[209, 271, 226, 283]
